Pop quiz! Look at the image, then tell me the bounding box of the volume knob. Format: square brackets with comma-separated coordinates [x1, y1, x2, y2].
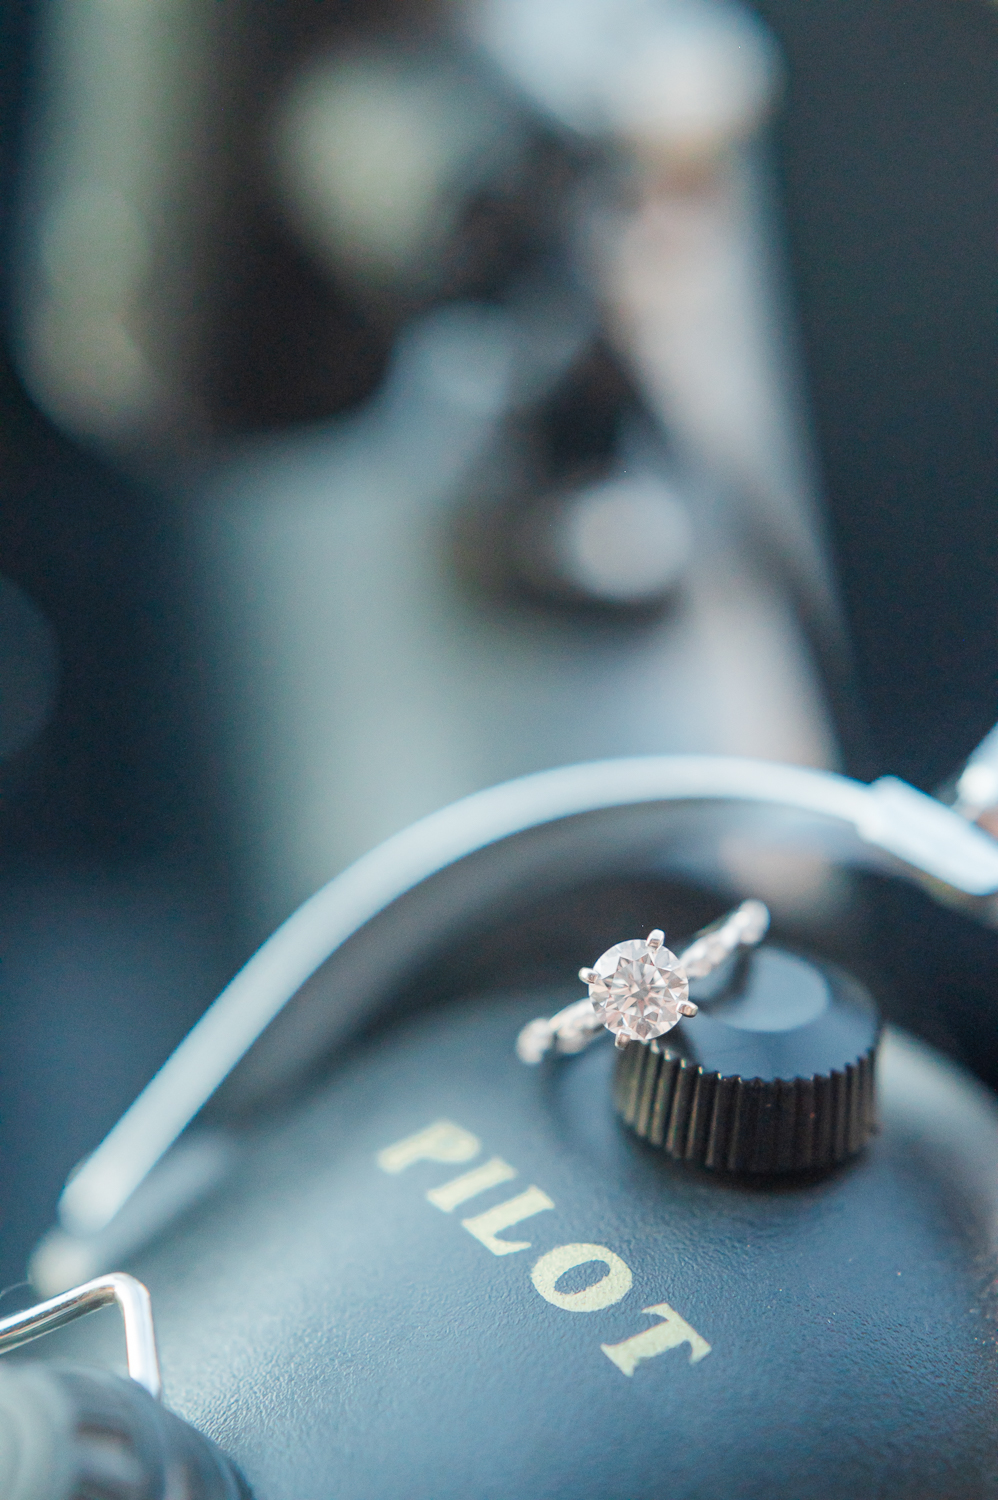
[614, 947, 880, 1174]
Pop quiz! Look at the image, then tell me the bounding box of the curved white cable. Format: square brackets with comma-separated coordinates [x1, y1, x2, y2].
[59, 755, 998, 1237]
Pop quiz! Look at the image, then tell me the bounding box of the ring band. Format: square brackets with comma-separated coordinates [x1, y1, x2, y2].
[517, 899, 769, 1064]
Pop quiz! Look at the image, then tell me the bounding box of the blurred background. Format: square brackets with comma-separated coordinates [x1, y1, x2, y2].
[0, 0, 996, 1291]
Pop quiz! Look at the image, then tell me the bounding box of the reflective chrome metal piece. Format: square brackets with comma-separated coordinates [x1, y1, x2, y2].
[0, 1273, 161, 1399]
[516, 898, 769, 1063]
[943, 719, 998, 839]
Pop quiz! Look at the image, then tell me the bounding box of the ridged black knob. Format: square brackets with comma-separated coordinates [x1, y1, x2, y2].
[613, 947, 880, 1174]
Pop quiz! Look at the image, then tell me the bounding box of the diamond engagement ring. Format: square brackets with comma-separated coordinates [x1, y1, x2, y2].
[516, 898, 770, 1064]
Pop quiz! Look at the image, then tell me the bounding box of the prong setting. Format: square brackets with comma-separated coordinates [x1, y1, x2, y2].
[584, 936, 688, 1044]
[515, 899, 770, 1064]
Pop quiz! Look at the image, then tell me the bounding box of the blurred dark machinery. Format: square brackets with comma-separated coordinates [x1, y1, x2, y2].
[13, 0, 850, 929]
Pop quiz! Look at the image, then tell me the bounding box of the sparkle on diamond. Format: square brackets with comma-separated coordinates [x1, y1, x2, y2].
[587, 938, 688, 1042]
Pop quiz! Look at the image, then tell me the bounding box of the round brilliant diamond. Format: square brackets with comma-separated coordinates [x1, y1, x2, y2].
[586, 938, 688, 1042]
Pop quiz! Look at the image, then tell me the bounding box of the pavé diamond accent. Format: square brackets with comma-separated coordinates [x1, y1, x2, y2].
[587, 938, 689, 1043]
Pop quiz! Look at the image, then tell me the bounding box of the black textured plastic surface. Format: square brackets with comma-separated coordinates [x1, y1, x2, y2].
[613, 947, 880, 1172]
[33, 989, 998, 1500]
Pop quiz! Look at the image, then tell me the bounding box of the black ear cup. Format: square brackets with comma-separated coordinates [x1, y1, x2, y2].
[0, 1363, 249, 1500]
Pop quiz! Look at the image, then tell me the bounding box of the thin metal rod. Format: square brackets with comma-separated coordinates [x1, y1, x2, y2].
[0, 1273, 161, 1399]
